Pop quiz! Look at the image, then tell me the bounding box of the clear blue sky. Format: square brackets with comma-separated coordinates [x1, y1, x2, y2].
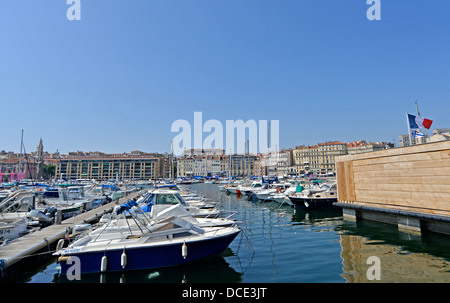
[1, 0, 449, 155]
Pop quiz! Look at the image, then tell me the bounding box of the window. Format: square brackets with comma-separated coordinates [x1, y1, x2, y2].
[155, 193, 184, 205]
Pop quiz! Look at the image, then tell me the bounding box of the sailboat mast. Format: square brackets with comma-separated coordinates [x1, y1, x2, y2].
[18, 129, 24, 181]
[171, 140, 174, 181]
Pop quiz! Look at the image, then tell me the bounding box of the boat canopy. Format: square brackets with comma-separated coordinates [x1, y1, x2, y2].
[116, 200, 138, 214]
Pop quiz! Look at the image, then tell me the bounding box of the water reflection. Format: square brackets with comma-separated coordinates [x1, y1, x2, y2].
[338, 219, 450, 282]
[292, 208, 343, 225]
[20, 183, 450, 283]
[54, 252, 242, 283]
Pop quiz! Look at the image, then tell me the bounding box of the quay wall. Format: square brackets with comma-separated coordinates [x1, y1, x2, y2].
[335, 140, 450, 234]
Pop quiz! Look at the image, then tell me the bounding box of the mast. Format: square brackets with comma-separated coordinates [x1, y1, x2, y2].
[18, 129, 24, 181]
[171, 140, 174, 181]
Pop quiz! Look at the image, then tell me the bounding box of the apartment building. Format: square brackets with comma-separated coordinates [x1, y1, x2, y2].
[293, 141, 347, 174]
[54, 151, 167, 181]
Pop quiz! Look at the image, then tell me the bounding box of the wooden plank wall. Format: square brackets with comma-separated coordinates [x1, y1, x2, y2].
[336, 141, 450, 216]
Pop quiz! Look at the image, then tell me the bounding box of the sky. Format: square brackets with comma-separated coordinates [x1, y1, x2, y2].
[0, 0, 449, 155]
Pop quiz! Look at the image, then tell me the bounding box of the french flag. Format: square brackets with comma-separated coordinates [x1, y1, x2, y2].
[408, 114, 433, 130]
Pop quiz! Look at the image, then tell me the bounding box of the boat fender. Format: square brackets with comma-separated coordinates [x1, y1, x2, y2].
[121, 249, 127, 269]
[101, 256, 107, 272]
[182, 241, 188, 259]
[276, 188, 282, 193]
[56, 239, 65, 251]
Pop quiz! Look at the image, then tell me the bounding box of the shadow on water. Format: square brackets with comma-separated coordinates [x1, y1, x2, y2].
[337, 218, 450, 262]
[292, 208, 343, 225]
[54, 250, 242, 283]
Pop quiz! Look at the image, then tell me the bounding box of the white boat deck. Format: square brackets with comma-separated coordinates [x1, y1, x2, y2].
[0, 192, 141, 276]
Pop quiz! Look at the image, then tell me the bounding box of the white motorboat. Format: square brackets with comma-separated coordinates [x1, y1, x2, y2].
[137, 189, 222, 218]
[288, 182, 338, 209]
[55, 200, 241, 274]
[0, 217, 27, 243]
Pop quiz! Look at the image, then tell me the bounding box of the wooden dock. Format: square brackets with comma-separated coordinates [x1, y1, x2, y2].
[335, 140, 450, 235]
[0, 191, 141, 280]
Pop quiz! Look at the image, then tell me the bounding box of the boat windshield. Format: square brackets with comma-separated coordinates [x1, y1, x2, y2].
[43, 189, 59, 198]
[154, 193, 186, 205]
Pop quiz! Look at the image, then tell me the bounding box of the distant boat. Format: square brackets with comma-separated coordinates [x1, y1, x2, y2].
[288, 183, 338, 209]
[38, 186, 107, 220]
[238, 181, 263, 197]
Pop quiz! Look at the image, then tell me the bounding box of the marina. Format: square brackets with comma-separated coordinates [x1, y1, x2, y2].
[2, 0, 450, 290]
[2, 182, 450, 283]
[0, 190, 141, 281]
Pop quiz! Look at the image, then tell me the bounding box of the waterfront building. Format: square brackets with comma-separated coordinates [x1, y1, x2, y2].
[346, 140, 392, 154]
[432, 128, 450, 135]
[177, 153, 256, 178]
[399, 134, 413, 147]
[399, 133, 432, 146]
[293, 141, 347, 175]
[276, 149, 294, 177]
[0, 158, 37, 182]
[183, 148, 225, 157]
[266, 152, 278, 177]
[229, 154, 256, 178]
[427, 129, 450, 143]
[0, 139, 45, 182]
[292, 140, 392, 175]
[54, 151, 167, 181]
[253, 154, 268, 177]
[219, 155, 229, 177]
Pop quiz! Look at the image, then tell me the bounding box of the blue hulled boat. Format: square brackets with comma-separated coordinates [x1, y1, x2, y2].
[54, 201, 240, 275]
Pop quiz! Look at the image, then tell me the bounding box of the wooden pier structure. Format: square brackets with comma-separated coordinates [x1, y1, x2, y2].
[0, 191, 141, 281]
[335, 140, 450, 236]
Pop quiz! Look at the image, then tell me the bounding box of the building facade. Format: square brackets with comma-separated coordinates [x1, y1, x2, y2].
[54, 151, 167, 181]
[176, 154, 257, 178]
[253, 154, 268, 177]
[346, 140, 392, 154]
[183, 148, 225, 157]
[293, 141, 347, 174]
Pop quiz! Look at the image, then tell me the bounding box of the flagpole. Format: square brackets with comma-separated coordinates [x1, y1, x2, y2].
[406, 112, 413, 146]
[415, 100, 427, 144]
[415, 100, 420, 117]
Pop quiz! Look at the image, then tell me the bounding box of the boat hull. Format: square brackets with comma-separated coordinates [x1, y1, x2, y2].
[256, 193, 275, 201]
[58, 230, 241, 274]
[288, 197, 338, 209]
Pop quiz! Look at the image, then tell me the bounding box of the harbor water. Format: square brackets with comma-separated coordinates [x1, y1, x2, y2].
[15, 183, 450, 283]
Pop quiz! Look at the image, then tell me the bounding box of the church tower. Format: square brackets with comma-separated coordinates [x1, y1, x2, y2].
[35, 138, 44, 180]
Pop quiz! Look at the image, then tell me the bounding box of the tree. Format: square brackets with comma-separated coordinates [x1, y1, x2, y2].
[43, 164, 56, 180]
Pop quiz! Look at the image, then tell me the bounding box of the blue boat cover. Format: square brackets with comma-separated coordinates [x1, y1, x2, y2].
[116, 200, 138, 214]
